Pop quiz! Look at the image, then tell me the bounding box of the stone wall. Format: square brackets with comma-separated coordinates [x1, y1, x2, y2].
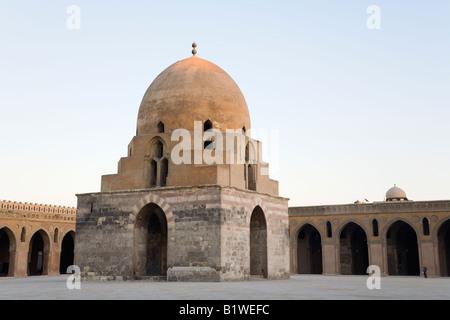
[220, 189, 289, 280]
[75, 185, 290, 281]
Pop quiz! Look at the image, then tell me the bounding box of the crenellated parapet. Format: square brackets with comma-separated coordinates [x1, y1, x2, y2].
[0, 199, 76, 222]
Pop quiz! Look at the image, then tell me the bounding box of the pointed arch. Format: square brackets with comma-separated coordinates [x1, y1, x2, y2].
[28, 229, 51, 276]
[437, 219, 450, 276]
[203, 119, 212, 131]
[338, 222, 369, 275]
[385, 220, 420, 276]
[131, 193, 175, 232]
[133, 203, 168, 277]
[60, 231, 75, 274]
[147, 137, 169, 188]
[245, 199, 269, 227]
[297, 223, 322, 274]
[0, 227, 16, 277]
[147, 136, 167, 158]
[249, 206, 268, 278]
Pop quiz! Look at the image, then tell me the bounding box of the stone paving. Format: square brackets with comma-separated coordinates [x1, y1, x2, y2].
[0, 274, 449, 300]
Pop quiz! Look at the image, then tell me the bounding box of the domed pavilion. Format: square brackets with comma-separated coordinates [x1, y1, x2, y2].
[74, 44, 289, 281]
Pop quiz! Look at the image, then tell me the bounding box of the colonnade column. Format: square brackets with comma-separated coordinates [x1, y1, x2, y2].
[322, 241, 337, 275]
[14, 245, 29, 277]
[48, 250, 61, 275]
[368, 241, 386, 275]
[420, 240, 436, 277]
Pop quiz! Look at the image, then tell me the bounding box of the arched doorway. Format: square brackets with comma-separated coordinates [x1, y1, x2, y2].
[250, 206, 267, 278]
[297, 224, 322, 274]
[133, 203, 168, 277]
[438, 219, 450, 277]
[386, 221, 420, 275]
[339, 222, 369, 275]
[28, 230, 50, 276]
[60, 231, 75, 274]
[0, 227, 15, 277]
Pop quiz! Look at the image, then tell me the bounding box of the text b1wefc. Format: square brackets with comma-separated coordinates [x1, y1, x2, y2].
[224, 305, 269, 315]
[179, 304, 269, 317]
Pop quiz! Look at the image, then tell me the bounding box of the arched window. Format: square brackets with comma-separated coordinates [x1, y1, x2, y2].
[245, 143, 257, 191]
[245, 144, 250, 163]
[150, 160, 157, 187]
[149, 138, 169, 188]
[248, 164, 256, 191]
[372, 219, 379, 237]
[21, 227, 26, 243]
[204, 120, 213, 149]
[160, 158, 168, 187]
[155, 140, 163, 159]
[158, 121, 165, 133]
[422, 218, 430, 236]
[54, 228, 59, 243]
[326, 221, 332, 238]
[204, 120, 212, 131]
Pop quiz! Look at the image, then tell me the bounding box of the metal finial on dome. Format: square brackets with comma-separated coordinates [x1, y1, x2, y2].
[192, 42, 197, 56]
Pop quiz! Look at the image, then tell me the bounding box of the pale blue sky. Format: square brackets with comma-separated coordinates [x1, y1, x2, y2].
[1, 1, 449, 207]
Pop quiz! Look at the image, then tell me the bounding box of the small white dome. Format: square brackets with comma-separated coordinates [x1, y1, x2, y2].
[386, 185, 408, 201]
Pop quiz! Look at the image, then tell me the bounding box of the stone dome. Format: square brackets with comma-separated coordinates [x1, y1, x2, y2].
[137, 55, 251, 135]
[386, 185, 408, 201]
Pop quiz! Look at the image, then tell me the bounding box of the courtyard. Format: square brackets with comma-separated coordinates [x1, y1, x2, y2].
[0, 274, 448, 300]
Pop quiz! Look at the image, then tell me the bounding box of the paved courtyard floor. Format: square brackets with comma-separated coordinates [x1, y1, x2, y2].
[0, 274, 449, 300]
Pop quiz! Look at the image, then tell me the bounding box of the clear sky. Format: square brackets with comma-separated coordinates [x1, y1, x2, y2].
[1, 1, 449, 208]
